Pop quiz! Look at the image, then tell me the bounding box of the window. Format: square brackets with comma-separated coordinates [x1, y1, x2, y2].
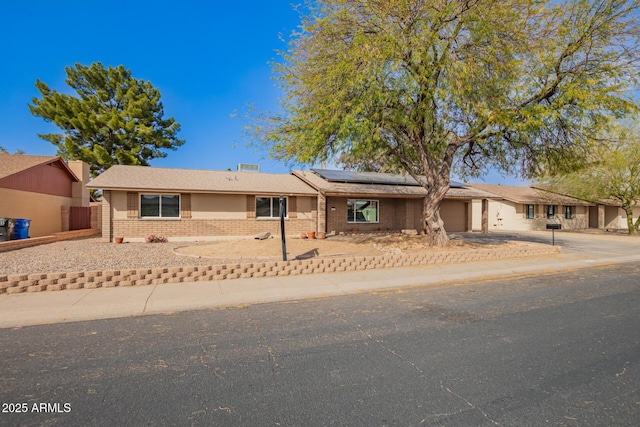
[140, 194, 180, 218]
[256, 196, 287, 218]
[525, 204, 535, 219]
[347, 200, 379, 223]
[546, 205, 556, 219]
[565, 205, 573, 219]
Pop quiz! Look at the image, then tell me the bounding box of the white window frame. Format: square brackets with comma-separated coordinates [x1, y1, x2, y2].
[255, 196, 288, 219]
[140, 193, 181, 219]
[347, 199, 379, 224]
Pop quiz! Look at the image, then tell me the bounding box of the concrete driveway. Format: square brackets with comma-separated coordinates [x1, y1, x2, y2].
[452, 229, 640, 260]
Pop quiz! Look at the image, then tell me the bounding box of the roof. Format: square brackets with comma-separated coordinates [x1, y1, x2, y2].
[87, 165, 318, 196]
[466, 183, 593, 206]
[310, 168, 467, 188]
[0, 154, 79, 181]
[292, 170, 498, 200]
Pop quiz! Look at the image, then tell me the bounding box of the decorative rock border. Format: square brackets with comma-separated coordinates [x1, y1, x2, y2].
[0, 244, 561, 294]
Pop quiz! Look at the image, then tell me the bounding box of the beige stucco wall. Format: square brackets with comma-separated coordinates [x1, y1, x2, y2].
[295, 196, 315, 221]
[471, 199, 590, 231]
[605, 206, 640, 230]
[191, 194, 246, 219]
[483, 200, 527, 230]
[68, 160, 90, 207]
[560, 205, 589, 229]
[482, 200, 546, 231]
[471, 200, 483, 231]
[0, 188, 71, 237]
[111, 191, 128, 220]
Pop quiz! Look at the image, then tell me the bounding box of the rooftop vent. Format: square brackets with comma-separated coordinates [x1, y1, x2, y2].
[237, 163, 260, 173]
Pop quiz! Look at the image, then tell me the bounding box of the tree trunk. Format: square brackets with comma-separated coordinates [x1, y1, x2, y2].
[624, 207, 637, 235]
[423, 188, 449, 247]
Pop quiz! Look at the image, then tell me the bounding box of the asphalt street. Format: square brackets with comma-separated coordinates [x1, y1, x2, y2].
[1, 262, 639, 426]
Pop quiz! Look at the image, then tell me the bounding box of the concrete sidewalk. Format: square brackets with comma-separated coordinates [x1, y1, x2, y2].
[2, 249, 637, 329]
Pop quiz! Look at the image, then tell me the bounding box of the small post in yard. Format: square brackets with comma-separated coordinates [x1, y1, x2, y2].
[279, 195, 287, 261]
[546, 223, 561, 245]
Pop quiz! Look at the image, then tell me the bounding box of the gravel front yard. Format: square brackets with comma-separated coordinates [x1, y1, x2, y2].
[0, 238, 217, 276]
[0, 234, 516, 276]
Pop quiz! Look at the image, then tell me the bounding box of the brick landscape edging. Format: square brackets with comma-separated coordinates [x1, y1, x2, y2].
[0, 229, 101, 253]
[0, 245, 561, 294]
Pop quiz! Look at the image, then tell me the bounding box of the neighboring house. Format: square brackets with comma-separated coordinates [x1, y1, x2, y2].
[292, 169, 497, 234]
[86, 165, 319, 242]
[583, 198, 640, 230]
[466, 183, 612, 231]
[0, 154, 91, 238]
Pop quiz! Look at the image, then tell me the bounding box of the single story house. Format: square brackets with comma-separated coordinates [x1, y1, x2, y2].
[88, 165, 499, 242]
[86, 165, 320, 242]
[465, 183, 638, 231]
[0, 154, 92, 238]
[292, 169, 497, 234]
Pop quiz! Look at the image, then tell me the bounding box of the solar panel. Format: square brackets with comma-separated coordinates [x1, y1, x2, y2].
[311, 169, 466, 188]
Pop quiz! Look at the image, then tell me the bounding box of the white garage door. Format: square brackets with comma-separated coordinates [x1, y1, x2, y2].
[439, 200, 467, 232]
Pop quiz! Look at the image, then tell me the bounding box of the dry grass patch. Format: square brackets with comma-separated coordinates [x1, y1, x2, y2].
[174, 237, 382, 260]
[174, 233, 516, 261]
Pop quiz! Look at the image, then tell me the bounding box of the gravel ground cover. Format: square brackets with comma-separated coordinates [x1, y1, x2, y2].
[0, 236, 398, 276]
[0, 238, 231, 276]
[0, 233, 516, 276]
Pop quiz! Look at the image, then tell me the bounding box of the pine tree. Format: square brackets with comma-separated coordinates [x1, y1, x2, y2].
[29, 62, 184, 177]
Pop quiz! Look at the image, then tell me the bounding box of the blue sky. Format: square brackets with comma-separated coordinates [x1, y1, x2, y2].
[0, 0, 525, 185]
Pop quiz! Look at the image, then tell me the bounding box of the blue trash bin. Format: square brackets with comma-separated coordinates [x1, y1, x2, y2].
[13, 218, 31, 240]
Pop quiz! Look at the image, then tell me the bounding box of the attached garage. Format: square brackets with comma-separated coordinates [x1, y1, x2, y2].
[292, 169, 494, 234]
[439, 200, 468, 232]
[604, 205, 621, 228]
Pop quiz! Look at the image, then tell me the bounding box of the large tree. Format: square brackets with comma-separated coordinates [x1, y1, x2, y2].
[29, 62, 184, 177]
[250, 0, 640, 245]
[541, 120, 640, 234]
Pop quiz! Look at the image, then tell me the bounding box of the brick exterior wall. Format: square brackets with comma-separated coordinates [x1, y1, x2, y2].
[112, 217, 316, 240]
[90, 204, 101, 230]
[101, 190, 112, 242]
[317, 194, 326, 233]
[104, 191, 318, 241]
[326, 197, 423, 234]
